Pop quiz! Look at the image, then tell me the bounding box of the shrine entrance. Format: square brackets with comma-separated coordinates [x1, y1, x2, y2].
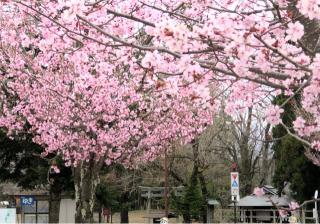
[139, 186, 183, 223]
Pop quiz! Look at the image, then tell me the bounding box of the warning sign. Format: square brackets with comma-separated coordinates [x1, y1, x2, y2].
[232, 181, 238, 187]
[230, 172, 239, 199]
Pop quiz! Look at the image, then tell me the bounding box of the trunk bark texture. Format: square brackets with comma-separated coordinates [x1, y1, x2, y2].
[260, 124, 271, 185]
[120, 209, 129, 223]
[49, 190, 61, 223]
[74, 158, 102, 223]
[199, 173, 208, 223]
[239, 108, 254, 195]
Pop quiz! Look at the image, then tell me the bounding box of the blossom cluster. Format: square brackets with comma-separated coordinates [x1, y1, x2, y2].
[0, 0, 320, 164]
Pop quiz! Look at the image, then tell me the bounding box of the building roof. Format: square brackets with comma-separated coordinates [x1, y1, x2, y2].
[207, 199, 220, 205]
[0, 183, 49, 196]
[235, 195, 290, 207]
[229, 185, 290, 207]
[262, 185, 278, 195]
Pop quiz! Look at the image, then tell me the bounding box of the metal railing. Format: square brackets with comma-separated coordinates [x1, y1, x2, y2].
[215, 208, 319, 223]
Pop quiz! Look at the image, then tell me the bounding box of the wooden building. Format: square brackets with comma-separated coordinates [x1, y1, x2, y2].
[234, 185, 291, 223]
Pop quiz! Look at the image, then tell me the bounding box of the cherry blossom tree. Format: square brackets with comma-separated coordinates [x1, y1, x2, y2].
[0, 1, 214, 221]
[1, 0, 320, 221]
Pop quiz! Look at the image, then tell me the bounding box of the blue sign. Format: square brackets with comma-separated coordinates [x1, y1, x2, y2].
[20, 196, 35, 206]
[232, 180, 238, 187]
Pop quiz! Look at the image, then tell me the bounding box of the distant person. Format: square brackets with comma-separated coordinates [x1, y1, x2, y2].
[103, 207, 111, 223]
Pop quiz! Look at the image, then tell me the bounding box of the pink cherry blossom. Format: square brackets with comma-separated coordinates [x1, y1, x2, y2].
[286, 22, 304, 42]
[297, 0, 320, 20]
[51, 165, 60, 174]
[293, 117, 306, 136]
[253, 187, 265, 197]
[0, 0, 319, 167]
[264, 106, 284, 126]
[289, 202, 300, 210]
[279, 209, 288, 218]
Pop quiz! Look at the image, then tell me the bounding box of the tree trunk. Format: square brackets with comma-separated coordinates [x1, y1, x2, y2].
[120, 209, 129, 223]
[74, 158, 102, 223]
[120, 191, 130, 223]
[48, 168, 66, 223]
[199, 173, 208, 223]
[239, 107, 254, 195]
[260, 124, 271, 185]
[183, 210, 191, 224]
[191, 139, 200, 185]
[49, 190, 61, 223]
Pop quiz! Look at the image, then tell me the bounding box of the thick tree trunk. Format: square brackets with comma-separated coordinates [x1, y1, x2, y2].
[49, 190, 61, 223]
[48, 167, 66, 223]
[120, 209, 129, 223]
[74, 158, 102, 223]
[119, 191, 130, 223]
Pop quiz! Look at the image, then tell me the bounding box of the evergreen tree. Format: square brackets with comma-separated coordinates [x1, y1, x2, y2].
[272, 95, 320, 202]
[171, 176, 204, 223]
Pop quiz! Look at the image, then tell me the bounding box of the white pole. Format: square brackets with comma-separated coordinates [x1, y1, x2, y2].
[316, 202, 319, 224]
[315, 190, 319, 224]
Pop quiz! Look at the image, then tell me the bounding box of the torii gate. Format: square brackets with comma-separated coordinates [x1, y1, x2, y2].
[139, 186, 184, 223]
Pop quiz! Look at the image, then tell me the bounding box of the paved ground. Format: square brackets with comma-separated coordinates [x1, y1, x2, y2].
[110, 210, 183, 223]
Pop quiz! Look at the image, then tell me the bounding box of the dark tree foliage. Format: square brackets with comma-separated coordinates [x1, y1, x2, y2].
[272, 95, 320, 202]
[0, 131, 45, 188]
[0, 130, 74, 222]
[0, 130, 73, 192]
[96, 164, 141, 223]
[95, 184, 119, 210]
[171, 176, 204, 223]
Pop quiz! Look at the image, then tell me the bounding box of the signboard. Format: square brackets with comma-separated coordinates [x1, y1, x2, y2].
[0, 208, 16, 223]
[230, 172, 239, 199]
[20, 196, 35, 206]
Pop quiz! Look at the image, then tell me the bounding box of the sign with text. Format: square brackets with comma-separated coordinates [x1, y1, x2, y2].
[20, 196, 35, 206]
[230, 172, 239, 199]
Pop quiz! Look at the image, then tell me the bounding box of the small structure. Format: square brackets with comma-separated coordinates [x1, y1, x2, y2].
[0, 182, 50, 223]
[234, 185, 291, 223]
[139, 186, 183, 223]
[0, 182, 76, 223]
[207, 199, 220, 223]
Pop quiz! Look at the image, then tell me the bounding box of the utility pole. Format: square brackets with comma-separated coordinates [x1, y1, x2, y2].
[315, 190, 319, 224]
[164, 150, 169, 217]
[234, 199, 236, 224]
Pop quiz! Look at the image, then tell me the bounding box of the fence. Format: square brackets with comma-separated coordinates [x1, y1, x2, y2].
[216, 208, 318, 223]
